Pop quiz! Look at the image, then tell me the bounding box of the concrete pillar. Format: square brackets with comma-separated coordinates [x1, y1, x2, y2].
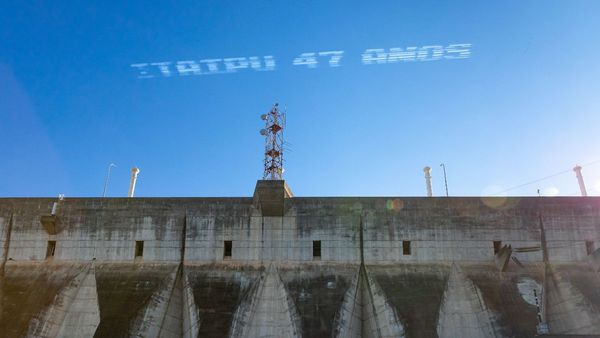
[423, 166, 433, 197]
[573, 165, 588, 197]
[51, 194, 64, 215]
[128, 167, 140, 198]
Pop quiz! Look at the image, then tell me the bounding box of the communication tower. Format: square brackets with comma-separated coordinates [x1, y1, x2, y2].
[260, 103, 286, 180]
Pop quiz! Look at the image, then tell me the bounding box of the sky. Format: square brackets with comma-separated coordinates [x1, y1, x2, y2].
[1, 0, 599, 197]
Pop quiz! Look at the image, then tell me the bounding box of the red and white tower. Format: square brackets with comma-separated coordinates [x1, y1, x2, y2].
[260, 103, 286, 180]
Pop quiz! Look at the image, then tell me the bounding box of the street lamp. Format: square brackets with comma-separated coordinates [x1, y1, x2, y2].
[102, 163, 117, 197]
[440, 163, 449, 197]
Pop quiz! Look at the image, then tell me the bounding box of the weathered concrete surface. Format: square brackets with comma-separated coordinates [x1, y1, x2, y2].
[186, 263, 262, 337]
[588, 247, 600, 273]
[127, 264, 199, 338]
[494, 245, 512, 271]
[545, 265, 600, 335]
[0, 193, 599, 337]
[253, 180, 293, 216]
[333, 266, 363, 338]
[437, 264, 496, 338]
[1, 262, 599, 337]
[232, 264, 300, 337]
[369, 264, 448, 337]
[93, 263, 176, 337]
[0, 262, 84, 337]
[466, 265, 542, 337]
[1, 196, 599, 264]
[130, 264, 180, 338]
[334, 265, 404, 338]
[40, 215, 61, 235]
[27, 263, 100, 337]
[281, 264, 355, 338]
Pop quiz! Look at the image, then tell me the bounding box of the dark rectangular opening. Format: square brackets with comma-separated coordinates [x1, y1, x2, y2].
[224, 240, 232, 259]
[402, 241, 411, 255]
[135, 241, 144, 258]
[586, 241, 595, 255]
[493, 241, 502, 254]
[46, 240, 56, 259]
[313, 240, 321, 259]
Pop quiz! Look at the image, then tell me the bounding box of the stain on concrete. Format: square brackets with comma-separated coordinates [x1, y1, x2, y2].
[93, 263, 174, 338]
[186, 264, 262, 337]
[370, 264, 448, 338]
[0, 194, 599, 337]
[466, 265, 541, 337]
[0, 262, 83, 337]
[282, 264, 354, 338]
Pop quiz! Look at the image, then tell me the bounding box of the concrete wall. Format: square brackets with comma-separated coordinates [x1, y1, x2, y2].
[1, 194, 600, 337]
[1, 197, 599, 264]
[1, 199, 185, 262]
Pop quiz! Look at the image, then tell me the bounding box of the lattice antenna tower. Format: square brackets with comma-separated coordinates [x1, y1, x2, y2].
[260, 103, 286, 180]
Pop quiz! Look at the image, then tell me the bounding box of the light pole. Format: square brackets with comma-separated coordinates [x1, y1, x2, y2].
[102, 163, 116, 197]
[440, 163, 449, 197]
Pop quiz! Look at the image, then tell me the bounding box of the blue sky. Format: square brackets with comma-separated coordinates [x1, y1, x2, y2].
[1, 1, 599, 197]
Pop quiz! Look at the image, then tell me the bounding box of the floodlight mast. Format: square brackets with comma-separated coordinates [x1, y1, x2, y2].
[260, 103, 286, 180]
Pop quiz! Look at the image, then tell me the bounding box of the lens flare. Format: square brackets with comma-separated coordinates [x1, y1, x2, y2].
[481, 185, 506, 196]
[542, 186, 560, 196]
[480, 185, 520, 209]
[386, 199, 404, 211]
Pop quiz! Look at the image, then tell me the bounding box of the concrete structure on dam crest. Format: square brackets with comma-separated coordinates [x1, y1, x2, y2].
[1, 179, 600, 337]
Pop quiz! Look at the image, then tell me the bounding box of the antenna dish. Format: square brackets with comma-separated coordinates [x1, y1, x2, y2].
[260, 114, 268, 120]
[259, 129, 268, 136]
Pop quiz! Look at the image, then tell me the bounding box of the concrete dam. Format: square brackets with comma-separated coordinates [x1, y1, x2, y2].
[1, 180, 600, 337]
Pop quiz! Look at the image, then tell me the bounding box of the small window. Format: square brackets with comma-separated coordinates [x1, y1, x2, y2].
[493, 241, 502, 254]
[586, 241, 595, 255]
[402, 241, 411, 255]
[224, 240, 232, 259]
[135, 241, 144, 258]
[46, 240, 56, 259]
[313, 240, 321, 260]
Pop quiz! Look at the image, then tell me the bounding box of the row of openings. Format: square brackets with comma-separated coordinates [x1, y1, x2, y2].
[42, 239, 598, 260]
[45, 240, 506, 260]
[223, 240, 324, 259]
[222, 240, 413, 259]
[42, 240, 413, 260]
[44, 240, 145, 259]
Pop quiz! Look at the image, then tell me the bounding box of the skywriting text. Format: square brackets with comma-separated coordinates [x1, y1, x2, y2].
[131, 43, 471, 79]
